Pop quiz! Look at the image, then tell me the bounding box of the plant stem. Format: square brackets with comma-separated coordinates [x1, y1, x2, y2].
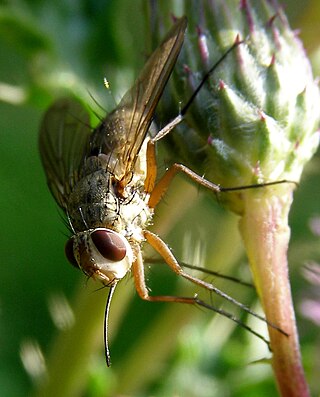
[239, 184, 309, 397]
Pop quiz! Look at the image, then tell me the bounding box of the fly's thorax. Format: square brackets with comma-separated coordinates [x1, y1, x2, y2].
[67, 169, 119, 231]
[67, 146, 153, 236]
[65, 228, 135, 284]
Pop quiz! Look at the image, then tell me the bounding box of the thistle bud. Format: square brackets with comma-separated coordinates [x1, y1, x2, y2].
[154, 1, 320, 211]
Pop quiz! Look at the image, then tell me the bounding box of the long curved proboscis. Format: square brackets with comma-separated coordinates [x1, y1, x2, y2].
[104, 284, 117, 367]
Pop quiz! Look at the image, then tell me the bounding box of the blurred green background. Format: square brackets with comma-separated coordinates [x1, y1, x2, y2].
[1, 0, 320, 396]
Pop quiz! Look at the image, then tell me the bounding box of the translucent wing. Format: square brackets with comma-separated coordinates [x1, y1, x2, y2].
[39, 98, 91, 209]
[89, 16, 187, 180]
[39, 17, 187, 208]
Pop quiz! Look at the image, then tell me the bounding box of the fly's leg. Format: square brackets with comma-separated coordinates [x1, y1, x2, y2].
[144, 133, 193, 196]
[133, 246, 196, 306]
[147, 122, 296, 208]
[148, 162, 221, 208]
[148, 160, 297, 209]
[144, 140, 157, 194]
[144, 231, 287, 335]
[143, 39, 247, 200]
[132, 232, 285, 348]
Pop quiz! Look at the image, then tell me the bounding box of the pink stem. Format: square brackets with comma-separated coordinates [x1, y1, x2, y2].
[239, 186, 309, 397]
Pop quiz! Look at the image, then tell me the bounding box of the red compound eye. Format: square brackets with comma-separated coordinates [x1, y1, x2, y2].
[65, 238, 79, 268]
[91, 229, 127, 262]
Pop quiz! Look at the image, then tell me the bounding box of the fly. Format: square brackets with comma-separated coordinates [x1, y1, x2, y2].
[39, 17, 288, 366]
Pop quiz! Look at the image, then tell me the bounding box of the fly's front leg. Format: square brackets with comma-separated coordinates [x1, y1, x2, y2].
[144, 230, 222, 290]
[132, 243, 196, 305]
[141, 230, 285, 333]
[132, 240, 274, 347]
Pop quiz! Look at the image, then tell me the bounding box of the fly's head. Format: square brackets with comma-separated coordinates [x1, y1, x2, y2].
[65, 228, 134, 285]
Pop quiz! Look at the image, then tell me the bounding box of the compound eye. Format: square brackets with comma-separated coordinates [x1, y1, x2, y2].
[91, 229, 127, 262]
[65, 238, 79, 268]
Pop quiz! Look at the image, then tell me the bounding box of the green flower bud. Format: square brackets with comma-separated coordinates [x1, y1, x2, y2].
[154, 0, 320, 209]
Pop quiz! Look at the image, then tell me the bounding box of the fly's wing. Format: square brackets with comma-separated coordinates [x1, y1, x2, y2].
[90, 16, 187, 179]
[39, 98, 92, 209]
